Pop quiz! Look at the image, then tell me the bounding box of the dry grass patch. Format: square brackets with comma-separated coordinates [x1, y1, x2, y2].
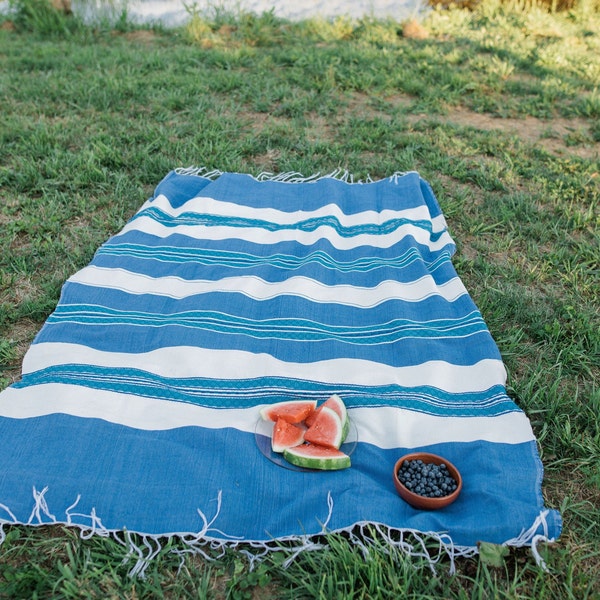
[332, 92, 598, 160]
[439, 106, 599, 159]
[0, 318, 40, 384]
[123, 30, 159, 44]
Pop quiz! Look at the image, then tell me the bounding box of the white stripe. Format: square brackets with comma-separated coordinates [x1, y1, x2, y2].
[350, 406, 535, 447]
[118, 217, 455, 252]
[147, 195, 449, 234]
[0, 386, 533, 445]
[21, 343, 507, 392]
[68, 267, 468, 306]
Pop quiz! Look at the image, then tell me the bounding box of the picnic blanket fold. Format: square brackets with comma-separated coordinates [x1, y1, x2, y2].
[0, 168, 561, 568]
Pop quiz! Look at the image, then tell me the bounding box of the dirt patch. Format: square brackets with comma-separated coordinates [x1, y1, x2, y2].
[241, 109, 339, 173]
[244, 110, 290, 133]
[123, 30, 159, 43]
[252, 148, 283, 173]
[343, 91, 413, 118]
[4, 277, 39, 306]
[343, 92, 598, 160]
[428, 107, 598, 160]
[304, 114, 337, 143]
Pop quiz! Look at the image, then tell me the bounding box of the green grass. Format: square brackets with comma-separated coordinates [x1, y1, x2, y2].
[1, 0, 599, 597]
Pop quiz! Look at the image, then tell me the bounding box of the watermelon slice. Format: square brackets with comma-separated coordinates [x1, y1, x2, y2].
[322, 394, 347, 422]
[304, 405, 321, 428]
[260, 399, 317, 424]
[284, 444, 351, 470]
[305, 395, 349, 440]
[271, 418, 305, 453]
[304, 406, 344, 450]
[323, 394, 349, 441]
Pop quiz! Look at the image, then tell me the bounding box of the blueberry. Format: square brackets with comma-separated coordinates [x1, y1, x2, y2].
[398, 458, 458, 498]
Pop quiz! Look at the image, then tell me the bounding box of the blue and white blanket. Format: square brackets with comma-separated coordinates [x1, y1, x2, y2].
[0, 169, 561, 566]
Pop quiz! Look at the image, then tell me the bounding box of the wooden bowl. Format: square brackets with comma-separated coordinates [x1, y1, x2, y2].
[393, 452, 462, 510]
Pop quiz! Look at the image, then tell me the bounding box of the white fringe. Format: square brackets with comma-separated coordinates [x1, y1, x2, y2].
[502, 509, 553, 571]
[27, 486, 57, 525]
[65, 495, 111, 539]
[173, 166, 414, 185]
[344, 522, 476, 575]
[195, 490, 244, 541]
[0, 502, 18, 546]
[175, 166, 222, 179]
[0, 488, 556, 578]
[121, 531, 164, 579]
[0, 502, 18, 525]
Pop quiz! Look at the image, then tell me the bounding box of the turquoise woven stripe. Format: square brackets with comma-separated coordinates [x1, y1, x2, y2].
[97, 243, 451, 273]
[45, 305, 488, 344]
[131, 206, 446, 241]
[14, 364, 518, 416]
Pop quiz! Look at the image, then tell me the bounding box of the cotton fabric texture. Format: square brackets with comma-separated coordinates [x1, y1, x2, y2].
[0, 170, 561, 559]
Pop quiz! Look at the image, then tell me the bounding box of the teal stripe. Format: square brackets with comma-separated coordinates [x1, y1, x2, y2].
[98, 244, 451, 273]
[13, 364, 518, 417]
[132, 207, 446, 242]
[46, 305, 488, 344]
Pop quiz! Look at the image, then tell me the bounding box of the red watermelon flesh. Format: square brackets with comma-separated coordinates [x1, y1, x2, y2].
[322, 394, 347, 424]
[271, 418, 306, 453]
[304, 406, 343, 449]
[304, 405, 322, 427]
[260, 399, 317, 424]
[305, 395, 347, 430]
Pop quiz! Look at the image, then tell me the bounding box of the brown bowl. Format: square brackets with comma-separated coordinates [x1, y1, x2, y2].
[393, 452, 462, 510]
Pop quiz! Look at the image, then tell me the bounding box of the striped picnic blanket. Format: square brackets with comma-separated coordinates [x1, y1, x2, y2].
[0, 169, 561, 568]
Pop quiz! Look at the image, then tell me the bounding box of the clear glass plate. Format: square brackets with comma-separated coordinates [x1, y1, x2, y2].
[255, 417, 358, 472]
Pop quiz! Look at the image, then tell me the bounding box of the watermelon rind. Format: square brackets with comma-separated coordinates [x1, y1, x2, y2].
[304, 406, 343, 449]
[283, 444, 351, 470]
[305, 395, 349, 441]
[341, 418, 350, 443]
[324, 394, 349, 442]
[259, 399, 317, 423]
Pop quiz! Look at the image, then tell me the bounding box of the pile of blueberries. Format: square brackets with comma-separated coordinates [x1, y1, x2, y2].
[396, 459, 458, 498]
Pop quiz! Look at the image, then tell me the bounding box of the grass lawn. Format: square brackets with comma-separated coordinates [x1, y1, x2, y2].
[0, 0, 599, 597]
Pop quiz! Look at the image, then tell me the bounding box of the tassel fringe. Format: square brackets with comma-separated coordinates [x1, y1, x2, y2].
[0, 488, 556, 578]
[173, 166, 417, 184]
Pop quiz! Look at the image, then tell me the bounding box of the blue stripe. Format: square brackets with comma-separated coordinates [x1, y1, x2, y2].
[98, 241, 443, 273]
[44, 303, 488, 344]
[13, 365, 517, 417]
[93, 241, 456, 287]
[54, 283, 474, 323]
[0, 413, 562, 545]
[152, 171, 213, 208]
[109, 230, 454, 264]
[34, 322, 498, 366]
[154, 172, 442, 217]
